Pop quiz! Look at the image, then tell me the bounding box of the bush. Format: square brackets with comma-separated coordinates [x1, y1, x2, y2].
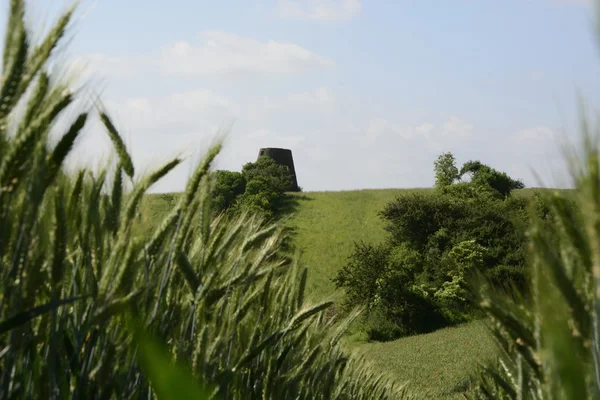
[333, 241, 390, 309]
[459, 160, 524, 199]
[335, 241, 450, 340]
[212, 170, 246, 212]
[242, 156, 294, 193]
[379, 190, 529, 290]
[335, 155, 534, 340]
[212, 157, 294, 219]
[364, 305, 406, 342]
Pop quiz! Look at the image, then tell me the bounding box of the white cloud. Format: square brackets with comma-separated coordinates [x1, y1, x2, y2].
[287, 87, 336, 107]
[167, 89, 233, 112]
[510, 126, 562, 159]
[118, 87, 335, 128]
[365, 116, 473, 149]
[72, 31, 334, 80]
[275, 0, 362, 21]
[415, 123, 434, 135]
[242, 87, 337, 122]
[505, 126, 567, 187]
[513, 126, 556, 143]
[64, 45, 567, 193]
[439, 116, 474, 141]
[366, 118, 415, 144]
[71, 53, 148, 79]
[158, 31, 335, 78]
[244, 129, 305, 148]
[247, 129, 270, 139]
[125, 98, 152, 114]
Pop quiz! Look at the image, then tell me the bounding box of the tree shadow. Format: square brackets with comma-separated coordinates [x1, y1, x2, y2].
[274, 194, 315, 255]
[277, 193, 315, 216]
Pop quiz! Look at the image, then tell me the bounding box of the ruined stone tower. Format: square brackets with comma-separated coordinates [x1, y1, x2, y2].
[256, 147, 300, 192]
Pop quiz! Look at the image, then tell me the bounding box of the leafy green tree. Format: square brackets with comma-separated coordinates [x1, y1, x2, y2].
[242, 156, 294, 193]
[434, 240, 486, 303]
[235, 157, 294, 217]
[210, 157, 295, 218]
[459, 160, 525, 198]
[212, 170, 246, 213]
[434, 152, 460, 189]
[335, 154, 533, 341]
[381, 191, 528, 302]
[433, 151, 525, 199]
[333, 241, 390, 313]
[334, 241, 448, 341]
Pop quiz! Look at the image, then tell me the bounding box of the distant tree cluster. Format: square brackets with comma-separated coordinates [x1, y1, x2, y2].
[435, 152, 525, 198]
[212, 156, 296, 219]
[334, 152, 562, 342]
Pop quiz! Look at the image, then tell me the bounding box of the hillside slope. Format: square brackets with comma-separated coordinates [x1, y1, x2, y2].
[285, 189, 499, 398]
[285, 187, 547, 303]
[285, 189, 432, 302]
[142, 188, 554, 398]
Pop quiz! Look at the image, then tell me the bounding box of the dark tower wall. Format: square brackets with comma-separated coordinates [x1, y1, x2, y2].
[257, 148, 300, 192]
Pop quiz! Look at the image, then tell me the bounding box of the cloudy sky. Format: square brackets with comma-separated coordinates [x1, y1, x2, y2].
[3, 0, 600, 192]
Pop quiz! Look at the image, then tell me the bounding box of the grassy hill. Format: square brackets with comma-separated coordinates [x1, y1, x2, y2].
[347, 321, 495, 398]
[284, 189, 432, 303]
[141, 187, 569, 398]
[282, 187, 572, 397]
[283, 189, 498, 398]
[143, 187, 536, 398]
[284, 187, 554, 303]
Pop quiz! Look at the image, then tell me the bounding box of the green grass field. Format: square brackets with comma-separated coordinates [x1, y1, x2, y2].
[139, 187, 571, 398]
[284, 189, 503, 398]
[346, 321, 496, 399]
[142, 187, 529, 398]
[285, 189, 431, 303]
[283, 187, 570, 397]
[284, 187, 554, 303]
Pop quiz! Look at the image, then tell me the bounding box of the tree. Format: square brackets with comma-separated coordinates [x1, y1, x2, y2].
[242, 157, 294, 194]
[433, 152, 525, 198]
[213, 170, 246, 213]
[230, 157, 295, 218]
[459, 160, 524, 198]
[210, 157, 295, 218]
[434, 152, 460, 190]
[335, 153, 533, 341]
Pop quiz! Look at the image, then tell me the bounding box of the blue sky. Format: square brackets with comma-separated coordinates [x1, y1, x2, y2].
[3, 0, 600, 191]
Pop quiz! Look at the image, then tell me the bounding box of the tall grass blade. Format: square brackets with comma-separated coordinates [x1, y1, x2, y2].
[47, 112, 87, 186]
[99, 112, 135, 178]
[0, 296, 84, 335]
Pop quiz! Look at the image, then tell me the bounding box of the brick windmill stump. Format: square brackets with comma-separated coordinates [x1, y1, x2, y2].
[257, 147, 300, 192]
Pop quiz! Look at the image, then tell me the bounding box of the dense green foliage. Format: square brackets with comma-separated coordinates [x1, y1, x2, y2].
[434, 152, 460, 190]
[212, 157, 295, 219]
[0, 2, 413, 399]
[435, 152, 525, 199]
[335, 155, 534, 341]
[212, 170, 246, 211]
